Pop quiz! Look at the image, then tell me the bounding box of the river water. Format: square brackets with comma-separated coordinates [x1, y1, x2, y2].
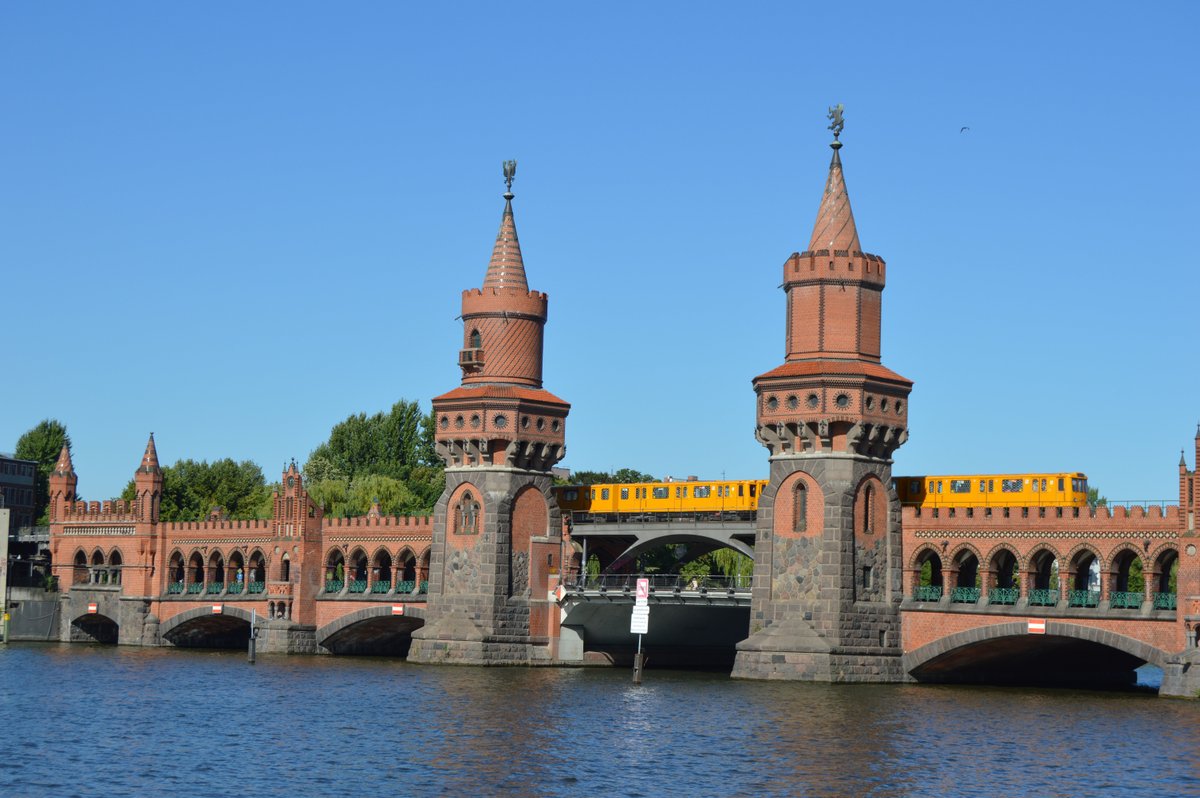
[0, 643, 1196, 797]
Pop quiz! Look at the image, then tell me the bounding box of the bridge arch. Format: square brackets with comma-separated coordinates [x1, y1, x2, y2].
[69, 612, 119, 644]
[903, 620, 1170, 688]
[315, 605, 426, 656]
[160, 605, 255, 649]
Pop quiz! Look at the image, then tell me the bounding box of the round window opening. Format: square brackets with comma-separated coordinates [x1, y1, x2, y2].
[536, 418, 545, 431]
[454, 415, 465, 429]
[470, 414, 481, 428]
[865, 396, 875, 410]
[787, 395, 798, 409]
[881, 398, 890, 412]
[551, 419, 561, 432]
[806, 394, 819, 408]
[494, 414, 508, 429]
[439, 416, 449, 429]
[895, 400, 904, 414]
[766, 396, 778, 411]
[835, 394, 850, 408]
[521, 416, 530, 429]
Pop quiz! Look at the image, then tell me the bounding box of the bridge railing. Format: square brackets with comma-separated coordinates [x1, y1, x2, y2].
[572, 572, 753, 593]
[569, 510, 756, 525]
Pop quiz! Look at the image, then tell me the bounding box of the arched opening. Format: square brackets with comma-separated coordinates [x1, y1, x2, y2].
[325, 549, 346, 593]
[396, 548, 417, 592]
[348, 549, 368, 592]
[951, 550, 980, 603]
[319, 610, 426, 657]
[1027, 549, 1059, 606]
[793, 482, 807, 533]
[70, 613, 118, 644]
[162, 613, 251, 650]
[73, 550, 88, 585]
[279, 553, 291, 583]
[1067, 550, 1099, 607]
[90, 550, 107, 584]
[188, 552, 205, 594]
[227, 551, 246, 594]
[1152, 549, 1179, 610]
[371, 549, 393, 593]
[863, 484, 875, 535]
[454, 491, 480, 535]
[988, 549, 1019, 605]
[247, 550, 266, 594]
[167, 551, 185, 593]
[418, 548, 431, 593]
[108, 549, 123, 585]
[469, 328, 482, 349]
[207, 551, 226, 594]
[913, 550, 943, 601]
[1110, 550, 1145, 609]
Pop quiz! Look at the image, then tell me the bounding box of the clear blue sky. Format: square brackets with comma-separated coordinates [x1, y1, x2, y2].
[4, 2, 1198, 502]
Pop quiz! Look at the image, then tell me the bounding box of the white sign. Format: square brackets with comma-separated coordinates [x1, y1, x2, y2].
[1027, 618, 1046, 635]
[635, 578, 649, 605]
[630, 603, 650, 635]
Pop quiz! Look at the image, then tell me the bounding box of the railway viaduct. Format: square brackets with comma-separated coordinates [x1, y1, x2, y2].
[42, 122, 1200, 697]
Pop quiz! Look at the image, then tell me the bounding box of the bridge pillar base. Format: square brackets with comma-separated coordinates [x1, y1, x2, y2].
[408, 609, 552, 666]
[732, 618, 906, 682]
[1160, 649, 1200, 698]
[257, 622, 316, 655]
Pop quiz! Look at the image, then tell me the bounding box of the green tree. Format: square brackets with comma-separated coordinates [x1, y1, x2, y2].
[14, 419, 72, 524]
[1087, 487, 1108, 509]
[303, 399, 443, 516]
[120, 458, 271, 522]
[566, 468, 657, 485]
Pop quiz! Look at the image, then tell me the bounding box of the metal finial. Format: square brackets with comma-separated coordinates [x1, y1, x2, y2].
[827, 104, 845, 148]
[502, 159, 517, 198]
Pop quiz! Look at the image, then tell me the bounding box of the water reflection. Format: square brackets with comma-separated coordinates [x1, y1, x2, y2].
[0, 644, 1196, 797]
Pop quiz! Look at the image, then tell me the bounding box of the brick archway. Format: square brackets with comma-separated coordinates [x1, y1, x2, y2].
[315, 605, 427, 656]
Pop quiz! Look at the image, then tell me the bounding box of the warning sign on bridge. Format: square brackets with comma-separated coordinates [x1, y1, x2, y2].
[1027, 618, 1046, 634]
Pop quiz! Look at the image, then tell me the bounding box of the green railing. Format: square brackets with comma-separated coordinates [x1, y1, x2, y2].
[186, 582, 204, 594]
[1068, 589, 1100, 608]
[247, 581, 265, 594]
[951, 587, 981, 604]
[349, 579, 367, 594]
[395, 580, 416, 594]
[913, 585, 943, 602]
[167, 582, 184, 594]
[989, 587, 1019, 605]
[1110, 591, 1143, 609]
[371, 580, 391, 594]
[324, 580, 344, 593]
[420, 580, 428, 594]
[1153, 592, 1177, 610]
[1028, 588, 1058, 606]
[207, 582, 224, 594]
[226, 582, 243, 595]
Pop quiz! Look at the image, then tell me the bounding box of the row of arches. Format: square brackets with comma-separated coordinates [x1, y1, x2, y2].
[165, 548, 277, 596]
[911, 542, 1180, 610]
[72, 548, 123, 586]
[324, 546, 431, 595]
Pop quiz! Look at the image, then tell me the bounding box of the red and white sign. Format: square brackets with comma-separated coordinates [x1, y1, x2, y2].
[211, 604, 223, 615]
[87, 603, 98, 614]
[392, 605, 405, 616]
[1027, 618, 1046, 634]
[635, 578, 650, 604]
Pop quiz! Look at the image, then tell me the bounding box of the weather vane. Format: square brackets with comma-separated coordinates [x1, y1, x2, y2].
[503, 159, 517, 194]
[827, 103, 845, 141]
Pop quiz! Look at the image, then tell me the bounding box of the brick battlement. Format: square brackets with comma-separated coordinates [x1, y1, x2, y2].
[901, 504, 1181, 530]
[162, 519, 274, 532]
[59, 500, 136, 521]
[323, 515, 432, 531]
[785, 250, 886, 286]
[461, 287, 548, 319]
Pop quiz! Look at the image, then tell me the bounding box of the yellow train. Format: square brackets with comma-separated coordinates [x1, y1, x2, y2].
[893, 473, 1089, 508]
[555, 479, 769, 519]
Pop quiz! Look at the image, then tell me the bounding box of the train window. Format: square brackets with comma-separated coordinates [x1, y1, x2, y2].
[653, 487, 668, 499]
[601, 489, 610, 500]
[676, 487, 684, 498]
[937, 481, 943, 493]
[1032, 480, 1039, 492]
[950, 479, 971, 493]
[1058, 478, 1065, 492]
[1041, 479, 1047, 491]
[738, 484, 744, 497]
[979, 480, 986, 493]
[911, 480, 920, 493]
[928, 481, 934, 493]
[988, 480, 994, 492]
[750, 484, 757, 497]
[563, 489, 578, 501]
[590, 489, 596, 500]
[620, 488, 629, 500]
[694, 486, 711, 498]
[1001, 479, 1023, 493]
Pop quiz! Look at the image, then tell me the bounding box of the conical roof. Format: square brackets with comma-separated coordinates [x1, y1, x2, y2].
[482, 194, 529, 291]
[53, 444, 74, 476]
[139, 433, 160, 474]
[808, 145, 862, 254]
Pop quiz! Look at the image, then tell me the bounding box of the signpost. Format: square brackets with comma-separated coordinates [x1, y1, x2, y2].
[632, 577, 649, 683]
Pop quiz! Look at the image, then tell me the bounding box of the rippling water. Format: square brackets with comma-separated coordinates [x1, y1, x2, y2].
[0, 644, 1196, 797]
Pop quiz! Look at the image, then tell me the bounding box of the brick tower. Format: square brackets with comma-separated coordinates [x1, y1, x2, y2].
[409, 162, 570, 665]
[732, 111, 914, 681]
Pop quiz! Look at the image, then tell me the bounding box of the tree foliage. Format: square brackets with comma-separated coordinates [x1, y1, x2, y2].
[303, 399, 443, 516]
[567, 468, 657, 485]
[14, 419, 72, 524]
[1087, 487, 1108, 509]
[120, 459, 273, 522]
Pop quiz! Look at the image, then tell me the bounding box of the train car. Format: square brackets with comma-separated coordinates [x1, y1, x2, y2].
[554, 479, 769, 520]
[893, 472, 1089, 508]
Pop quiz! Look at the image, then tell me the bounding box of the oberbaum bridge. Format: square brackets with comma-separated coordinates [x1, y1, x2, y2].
[30, 116, 1200, 698]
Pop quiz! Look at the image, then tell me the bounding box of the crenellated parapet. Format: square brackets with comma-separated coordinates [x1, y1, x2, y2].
[783, 249, 886, 289]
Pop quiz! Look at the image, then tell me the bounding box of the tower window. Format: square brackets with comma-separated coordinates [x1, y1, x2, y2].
[469, 329, 482, 349]
[794, 482, 808, 533]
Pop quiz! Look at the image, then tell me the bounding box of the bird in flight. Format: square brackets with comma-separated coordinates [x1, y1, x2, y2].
[960, 126, 970, 133]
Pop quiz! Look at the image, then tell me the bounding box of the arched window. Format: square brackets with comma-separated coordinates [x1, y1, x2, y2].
[793, 483, 807, 533]
[280, 553, 291, 582]
[864, 484, 875, 534]
[469, 329, 482, 349]
[455, 491, 480, 535]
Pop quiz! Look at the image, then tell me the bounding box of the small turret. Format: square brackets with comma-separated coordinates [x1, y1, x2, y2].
[134, 433, 163, 522]
[47, 444, 77, 522]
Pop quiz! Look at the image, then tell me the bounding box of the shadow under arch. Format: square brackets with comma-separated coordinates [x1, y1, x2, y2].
[160, 605, 256, 650]
[903, 621, 1170, 690]
[69, 612, 119, 644]
[316, 605, 427, 656]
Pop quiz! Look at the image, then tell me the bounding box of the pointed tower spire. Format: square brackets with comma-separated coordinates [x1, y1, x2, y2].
[808, 127, 862, 254]
[53, 444, 74, 476]
[482, 159, 529, 292]
[139, 432, 160, 474]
